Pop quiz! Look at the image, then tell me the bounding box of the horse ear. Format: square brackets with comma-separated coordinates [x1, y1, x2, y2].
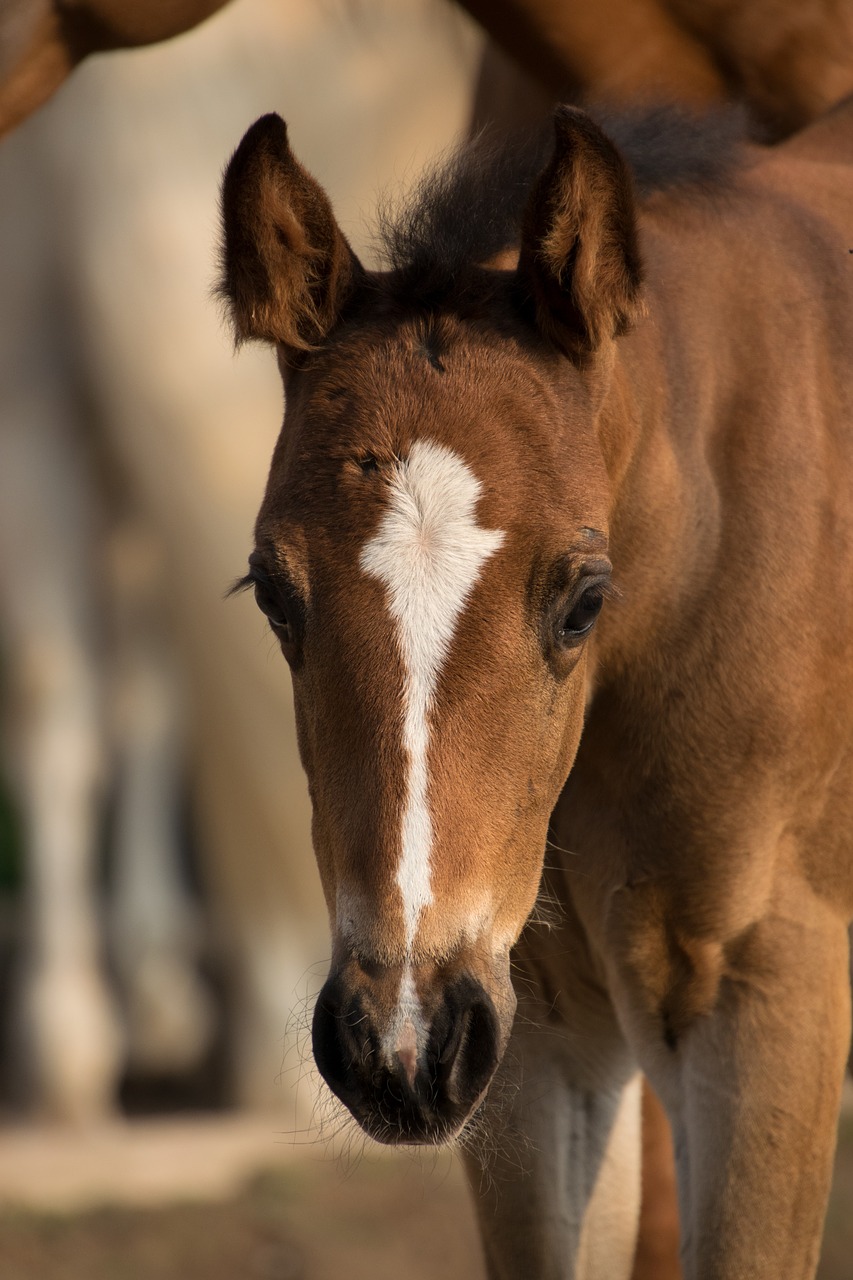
[516, 106, 643, 361]
[219, 113, 364, 356]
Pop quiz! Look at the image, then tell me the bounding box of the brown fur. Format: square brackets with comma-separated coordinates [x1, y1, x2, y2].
[0, 1, 229, 137]
[517, 106, 644, 358]
[634, 1083, 681, 1277]
[468, 0, 853, 139]
[221, 101, 853, 1277]
[219, 114, 363, 354]
[4, 1, 853, 145]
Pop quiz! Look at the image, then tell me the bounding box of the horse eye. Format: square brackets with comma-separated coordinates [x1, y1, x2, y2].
[253, 580, 293, 640]
[557, 585, 604, 643]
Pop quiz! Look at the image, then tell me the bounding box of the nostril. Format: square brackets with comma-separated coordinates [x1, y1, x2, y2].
[461, 997, 500, 1095]
[438, 1010, 466, 1066]
[312, 982, 364, 1105]
[433, 981, 500, 1102]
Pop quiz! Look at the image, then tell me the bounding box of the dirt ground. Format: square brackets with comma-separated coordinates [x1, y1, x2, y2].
[0, 1130, 484, 1280]
[0, 1104, 850, 1280]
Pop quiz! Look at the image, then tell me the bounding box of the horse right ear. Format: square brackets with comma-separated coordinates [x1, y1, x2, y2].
[516, 107, 643, 362]
[219, 113, 364, 357]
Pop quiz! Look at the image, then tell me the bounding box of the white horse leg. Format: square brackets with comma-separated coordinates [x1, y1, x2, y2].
[105, 515, 215, 1076]
[576, 1072, 643, 1277]
[14, 657, 122, 1124]
[0, 414, 123, 1123]
[0, 114, 123, 1123]
[462, 989, 642, 1280]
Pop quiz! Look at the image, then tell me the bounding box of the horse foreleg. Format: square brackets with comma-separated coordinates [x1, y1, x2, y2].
[106, 516, 215, 1076]
[642, 884, 850, 1280]
[0, 418, 122, 1122]
[13, 644, 122, 1122]
[461, 1013, 642, 1280]
[631, 1080, 682, 1280]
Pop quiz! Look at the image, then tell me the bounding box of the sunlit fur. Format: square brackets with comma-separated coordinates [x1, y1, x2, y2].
[222, 103, 853, 1280]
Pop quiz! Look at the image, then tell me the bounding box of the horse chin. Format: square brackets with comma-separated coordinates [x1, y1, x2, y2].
[349, 1088, 490, 1149]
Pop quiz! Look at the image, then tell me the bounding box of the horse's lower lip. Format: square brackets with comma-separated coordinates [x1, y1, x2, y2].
[348, 1081, 492, 1148]
[350, 1105, 470, 1147]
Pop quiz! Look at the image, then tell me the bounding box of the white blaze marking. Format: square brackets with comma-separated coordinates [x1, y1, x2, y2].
[359, 439, 505, 951]
[389, 967, 422, 1085]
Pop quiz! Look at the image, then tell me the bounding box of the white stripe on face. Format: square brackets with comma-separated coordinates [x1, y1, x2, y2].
[360, 439, 505, 951]
[385, 966, 424, 1086]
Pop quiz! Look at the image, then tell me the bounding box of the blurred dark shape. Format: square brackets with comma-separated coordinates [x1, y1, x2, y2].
[0, 0, 232, 136]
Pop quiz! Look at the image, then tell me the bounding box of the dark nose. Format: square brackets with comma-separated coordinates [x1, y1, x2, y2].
[312, 972, 501, 1143]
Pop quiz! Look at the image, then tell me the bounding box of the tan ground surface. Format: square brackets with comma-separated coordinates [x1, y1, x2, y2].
[0, 1095, 850, 1279]
[0, 1116, 484, 1280]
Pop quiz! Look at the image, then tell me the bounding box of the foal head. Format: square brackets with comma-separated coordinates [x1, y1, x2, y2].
[221, 109, 642, 1143]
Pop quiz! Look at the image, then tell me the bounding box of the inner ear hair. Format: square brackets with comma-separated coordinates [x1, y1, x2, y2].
[516, 105, 644, 362]
[218, 112, 364, 357]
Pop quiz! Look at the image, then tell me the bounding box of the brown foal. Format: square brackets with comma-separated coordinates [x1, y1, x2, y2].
[220, 100, 853, 1278]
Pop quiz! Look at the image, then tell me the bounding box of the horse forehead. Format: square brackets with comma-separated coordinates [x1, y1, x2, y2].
[295, 320, 559, 445]
[359, 439, 505, 613]
[268, 333, 588, 585]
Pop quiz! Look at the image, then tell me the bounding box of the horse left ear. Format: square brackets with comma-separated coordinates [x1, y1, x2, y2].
[219, 113, 364, 357]
[516, 106, 644, 361]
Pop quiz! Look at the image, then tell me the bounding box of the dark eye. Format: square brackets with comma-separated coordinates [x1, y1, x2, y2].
[253, 580, 292, 638]
[553, 579, 607, 649]
[253, 585, 283, 627]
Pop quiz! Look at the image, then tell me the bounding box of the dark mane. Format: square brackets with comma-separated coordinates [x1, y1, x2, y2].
[376, 105, 748, 290]
[376, 128, 549, 285]
[601, 103, 749, 195]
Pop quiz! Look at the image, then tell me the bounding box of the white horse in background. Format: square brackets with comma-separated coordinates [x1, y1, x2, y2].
[0, 128, 213, 1119]
[0, 0, 481, 1122]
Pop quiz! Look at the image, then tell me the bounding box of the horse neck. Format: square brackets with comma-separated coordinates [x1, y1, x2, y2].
[593, 299, 723, 676]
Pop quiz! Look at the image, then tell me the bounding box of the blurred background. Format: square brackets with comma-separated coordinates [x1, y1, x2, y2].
[0, 1, 850, 1276]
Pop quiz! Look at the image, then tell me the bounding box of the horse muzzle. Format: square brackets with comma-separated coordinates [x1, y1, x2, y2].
[312, 959, 513, 1144]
